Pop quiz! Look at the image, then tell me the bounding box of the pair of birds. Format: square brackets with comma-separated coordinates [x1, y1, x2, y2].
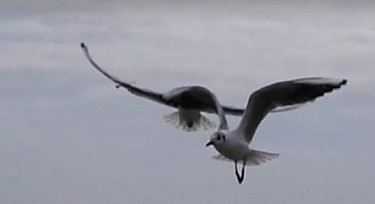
[80, 43, 347, 184]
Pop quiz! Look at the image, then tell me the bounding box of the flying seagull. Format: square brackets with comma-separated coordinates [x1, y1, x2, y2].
[206, 77, 347, 183]
[80, 43, 247, 131]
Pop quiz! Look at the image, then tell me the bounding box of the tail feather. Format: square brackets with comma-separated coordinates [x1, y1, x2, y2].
[246, 149, 279, 166]
[163, 111, 215, 132]
[212, 149, 279, 166]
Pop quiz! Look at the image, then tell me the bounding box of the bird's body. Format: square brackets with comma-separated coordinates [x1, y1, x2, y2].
[206, 77, 347, 183]
[80, 43, 347, 184]
[163, 86, 218, 110]
[210, 129, 279, 164]
[80, 42, 298, 131]
[213, 130, 248, 160]
[80, 43, 244, 131]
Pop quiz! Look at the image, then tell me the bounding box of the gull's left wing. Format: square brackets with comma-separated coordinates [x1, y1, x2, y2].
[81, 43, 167, 105]
[236, 77, 347, 143]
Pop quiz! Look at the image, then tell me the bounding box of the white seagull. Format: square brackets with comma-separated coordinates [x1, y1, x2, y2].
[206, 77, 347, 183]
[80, 43, 246, 131]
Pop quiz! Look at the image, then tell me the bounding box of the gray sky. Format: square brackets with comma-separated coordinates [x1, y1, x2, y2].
[1, 1, 374, 204]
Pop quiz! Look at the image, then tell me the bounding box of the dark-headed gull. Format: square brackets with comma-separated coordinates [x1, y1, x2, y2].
[206, 77, 347, 183]
[80, 43, 246, 131]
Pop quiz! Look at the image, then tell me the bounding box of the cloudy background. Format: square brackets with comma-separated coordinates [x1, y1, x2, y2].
[1, 1, 374, 203]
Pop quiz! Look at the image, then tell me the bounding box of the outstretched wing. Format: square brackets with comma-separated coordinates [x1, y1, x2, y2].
[80, 43, 167, 105]
[221, 104, 298, 116]
[236, 77, 347, 143]
[222, 106, 244, 116]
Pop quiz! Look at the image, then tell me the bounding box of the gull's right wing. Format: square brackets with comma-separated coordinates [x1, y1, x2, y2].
[223, 99, 302, 117]
[81, 43, 295, 121]
[222, 106, 244, 116]
[236, 77, 347, 143]
[80, 43, 167, 105]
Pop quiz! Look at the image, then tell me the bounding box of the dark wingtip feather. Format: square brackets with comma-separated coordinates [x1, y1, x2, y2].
[341, 79, 348, 85]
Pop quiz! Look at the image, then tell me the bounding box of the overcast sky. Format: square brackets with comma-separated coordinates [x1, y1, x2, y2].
[1, 1, 375, 204]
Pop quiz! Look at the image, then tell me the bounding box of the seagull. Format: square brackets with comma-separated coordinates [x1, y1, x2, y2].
[80, 43, 248, 131]
[205, 77, 347, 184]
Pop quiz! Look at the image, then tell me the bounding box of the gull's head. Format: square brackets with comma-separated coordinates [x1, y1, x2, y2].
[206, 131, 226, 147]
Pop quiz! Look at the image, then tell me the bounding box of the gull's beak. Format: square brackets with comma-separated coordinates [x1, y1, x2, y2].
[206, 141, 214, 147]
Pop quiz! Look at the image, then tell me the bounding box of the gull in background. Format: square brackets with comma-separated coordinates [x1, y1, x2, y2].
[81, 43, 246, 131]
[206, 77, 347, 183]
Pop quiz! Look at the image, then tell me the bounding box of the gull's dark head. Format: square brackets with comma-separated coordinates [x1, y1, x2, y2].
[206, 131, 226, 147]
[187, 121, 193, 128]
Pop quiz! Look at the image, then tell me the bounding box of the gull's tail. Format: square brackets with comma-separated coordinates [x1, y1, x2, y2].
[246, 149, 279, 166]
[163, 111, 215, 132]
[213, 149, 279, 166]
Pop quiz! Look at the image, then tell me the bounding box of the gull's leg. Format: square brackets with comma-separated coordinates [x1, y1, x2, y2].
[234, 160, 246, 184]
[234, 161, 245, 184]
[240, 160, 246, 184]
[234, 161, 242, 184]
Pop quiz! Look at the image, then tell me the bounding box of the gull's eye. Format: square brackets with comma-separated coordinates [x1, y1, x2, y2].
[216, 133, 225, 141]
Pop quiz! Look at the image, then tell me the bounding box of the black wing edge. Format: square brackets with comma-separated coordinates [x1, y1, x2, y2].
[80, 42, 165, 104]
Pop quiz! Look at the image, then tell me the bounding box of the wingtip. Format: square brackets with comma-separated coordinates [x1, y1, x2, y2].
[80, 42, 86, 49]
[341, 79, 348, 85]
[295, 77, 348, 88]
